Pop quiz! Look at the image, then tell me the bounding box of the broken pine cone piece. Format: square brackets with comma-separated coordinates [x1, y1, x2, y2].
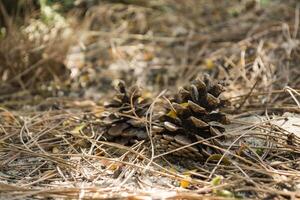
[99, 80, 151, 145]
[153, 76, 229, 161]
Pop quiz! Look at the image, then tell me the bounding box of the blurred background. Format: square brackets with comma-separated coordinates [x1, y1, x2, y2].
[0, 0, 299, 109]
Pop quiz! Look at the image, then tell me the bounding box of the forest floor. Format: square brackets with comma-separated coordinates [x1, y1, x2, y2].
[0, 0, 300, 199]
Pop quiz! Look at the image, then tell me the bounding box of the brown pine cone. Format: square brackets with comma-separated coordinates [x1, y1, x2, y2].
[153, 76, 229, 161]
[99, 80, 151, 145]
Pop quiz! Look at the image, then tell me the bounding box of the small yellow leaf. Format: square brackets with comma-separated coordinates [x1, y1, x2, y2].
[167, 110, 177, 119]
[167, 102, 189, 119]
[108, 163, 119, 170]
[143, 91, 153, 98]
[137, 97, 145, 104]
[80, 74, 90, 82]
[211, 176, 222, 186]
[180, 177, 191, 188]
[205, 59, 215, 70]
[71, 123, 86, 135]
[63, 120, 71, 127]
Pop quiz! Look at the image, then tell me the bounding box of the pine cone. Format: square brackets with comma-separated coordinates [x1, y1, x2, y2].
[99, 81, 151, 145]
[153, 76, 229, 160]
